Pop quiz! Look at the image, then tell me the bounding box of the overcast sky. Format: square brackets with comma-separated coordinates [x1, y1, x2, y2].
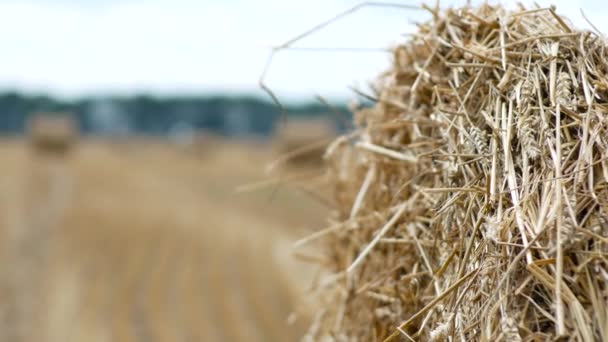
[0, 0, 605, 100]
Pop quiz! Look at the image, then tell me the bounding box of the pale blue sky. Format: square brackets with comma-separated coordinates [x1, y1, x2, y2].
[0, 0, 605, 100]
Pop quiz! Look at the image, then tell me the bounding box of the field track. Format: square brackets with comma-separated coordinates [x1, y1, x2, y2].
[0, 139, 326, 342]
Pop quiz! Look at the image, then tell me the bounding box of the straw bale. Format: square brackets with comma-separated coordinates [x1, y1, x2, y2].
[28, 113, 77, 155]
[277, 118, 335, 167]
[306, 3, 608, 341]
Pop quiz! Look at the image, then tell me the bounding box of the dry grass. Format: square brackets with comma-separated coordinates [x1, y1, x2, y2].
[303, 3, 608, 341]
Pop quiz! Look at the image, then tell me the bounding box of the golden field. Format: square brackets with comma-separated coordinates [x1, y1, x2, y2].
[0, 138, 328, 341]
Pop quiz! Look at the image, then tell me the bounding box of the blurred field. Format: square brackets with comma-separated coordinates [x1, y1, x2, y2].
[0, 138, 328, 341]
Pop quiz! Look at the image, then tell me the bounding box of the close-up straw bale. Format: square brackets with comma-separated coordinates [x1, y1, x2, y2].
[304, 3, 608, 341]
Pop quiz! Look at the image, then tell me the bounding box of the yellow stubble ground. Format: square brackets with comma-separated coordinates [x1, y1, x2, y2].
[0, 138, 327, 342]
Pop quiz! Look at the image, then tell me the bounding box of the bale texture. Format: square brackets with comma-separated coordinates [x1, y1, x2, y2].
[312, 4, 608, 341]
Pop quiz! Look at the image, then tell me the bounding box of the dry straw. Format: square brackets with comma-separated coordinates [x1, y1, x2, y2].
[297, 3, 608, 341]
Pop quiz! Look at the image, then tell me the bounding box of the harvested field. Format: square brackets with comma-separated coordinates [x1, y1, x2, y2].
[0, 138, 328, 341]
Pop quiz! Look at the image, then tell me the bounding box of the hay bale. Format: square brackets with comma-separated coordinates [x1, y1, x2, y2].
[308, 4, 608, 341]
[276, 118, 334, 167]
[28, 113, 77, 155]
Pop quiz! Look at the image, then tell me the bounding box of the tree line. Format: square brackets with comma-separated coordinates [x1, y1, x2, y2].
[0, 92, 350, 137]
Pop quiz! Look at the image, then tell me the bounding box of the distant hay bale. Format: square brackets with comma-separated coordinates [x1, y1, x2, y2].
[307, 4, 608, 341]
[276, 118, 335, 167]
[28, 114, 77, 156]
[178, 131, 222, 159]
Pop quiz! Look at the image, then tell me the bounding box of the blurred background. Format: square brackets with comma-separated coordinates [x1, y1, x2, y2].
[0, 0, 605, 341]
